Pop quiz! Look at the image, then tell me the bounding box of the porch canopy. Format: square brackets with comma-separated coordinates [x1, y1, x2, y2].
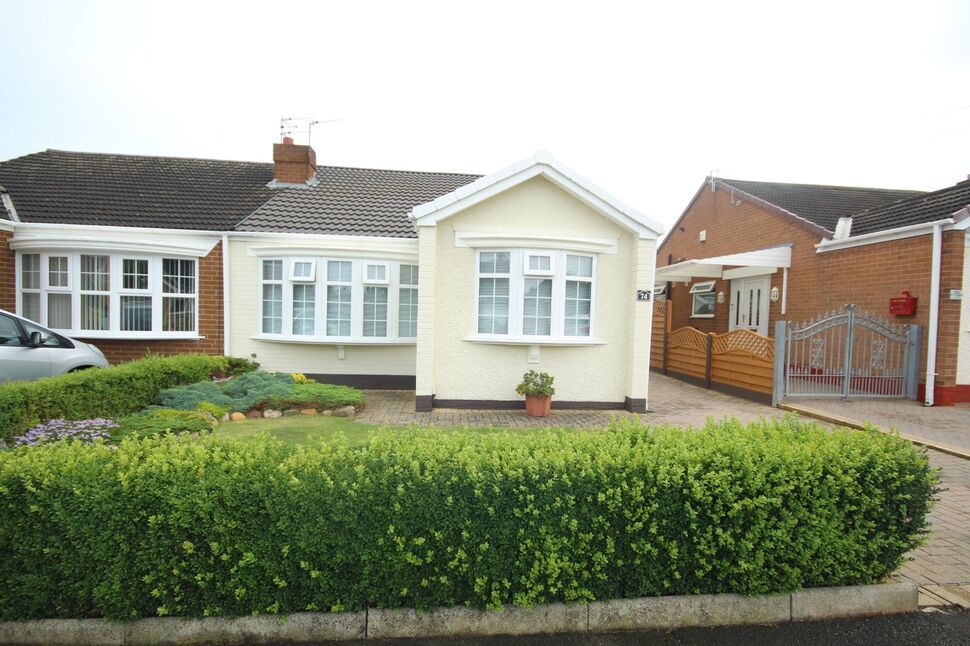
[654, 245, 791, 284]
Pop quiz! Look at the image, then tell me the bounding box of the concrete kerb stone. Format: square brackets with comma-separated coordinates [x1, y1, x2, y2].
[367, 602, 588, 639]
[790, 582, 918, 621]
[587, 592, 790, 632]
[0, 583, 919, 645]
[126, 611, 366, 645]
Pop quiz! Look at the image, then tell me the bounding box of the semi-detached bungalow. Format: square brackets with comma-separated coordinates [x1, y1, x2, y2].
[657, 175, 970, 404]
[0, 141, 662, 411]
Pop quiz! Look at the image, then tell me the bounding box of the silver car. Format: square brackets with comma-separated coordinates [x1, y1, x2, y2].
[0, 309, 110, 382]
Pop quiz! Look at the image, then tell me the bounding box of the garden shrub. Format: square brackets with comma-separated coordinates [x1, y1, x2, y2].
[156, 381, 233, 411]
[0, 354, 256, 440]
[195, 401, 230, 419]
[0, 417, 937, 620]
[267, 383, 364, 410]
[116, 409, 215, 440]
[158, 372, 297, 413]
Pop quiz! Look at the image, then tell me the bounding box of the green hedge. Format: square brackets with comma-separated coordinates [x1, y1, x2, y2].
[0, 417, 937, 620]
[0, 354, 254, 439]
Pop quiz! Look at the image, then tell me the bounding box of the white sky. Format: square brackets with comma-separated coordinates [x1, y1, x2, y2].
[1, 0, 968, 232]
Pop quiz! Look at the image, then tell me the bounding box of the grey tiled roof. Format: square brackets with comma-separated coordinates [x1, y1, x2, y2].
[0, 149, 276, 230]
[849, 179, 970, 236]
[716, 178, 926, 233]
[235, 165, 481, 237]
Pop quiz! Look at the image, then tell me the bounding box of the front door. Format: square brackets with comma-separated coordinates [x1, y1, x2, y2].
[729, 276, 770, 336]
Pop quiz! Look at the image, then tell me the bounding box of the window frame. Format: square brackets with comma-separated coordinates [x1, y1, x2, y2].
[259, 259, 285, 336]
[15, 251, 199, 338]
[289, 258, 317, 282]
[473, 249, 597, 343]
[690, 280, 717, 319]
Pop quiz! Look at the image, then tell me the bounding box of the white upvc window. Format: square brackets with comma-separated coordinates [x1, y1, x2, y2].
[474, 249, 596, 342]
[398, 264, 418, 338]
[16, 252, 198, 337]
[690, 280, 716, 318]
[260, 259, 284, 334]
[256, 257, 418, 343]
[290, 259, 316, 282]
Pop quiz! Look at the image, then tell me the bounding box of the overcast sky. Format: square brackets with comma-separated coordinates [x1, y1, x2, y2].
[2, 0, 968, 232]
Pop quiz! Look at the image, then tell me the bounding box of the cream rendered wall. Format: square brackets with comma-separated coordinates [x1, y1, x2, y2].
[226, 237, 417, 376]
[428, 176, 654, 403]
[957, 233, 970, 384]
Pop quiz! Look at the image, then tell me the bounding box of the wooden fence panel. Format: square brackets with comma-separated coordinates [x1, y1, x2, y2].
[710, 329, 774, 395]
[650, 300, 668, 369]
[666, 327, 708, 380]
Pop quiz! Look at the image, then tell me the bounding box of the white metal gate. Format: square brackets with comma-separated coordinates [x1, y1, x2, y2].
[772, 305, 920, 404]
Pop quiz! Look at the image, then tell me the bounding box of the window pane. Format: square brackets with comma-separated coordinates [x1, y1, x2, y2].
[366, 264, 386, 282]
[529, 255, 551, 271]
[400, 264, 418, 286]
[0, 314, 25, 346]
[262, 259, 283, 281]
[326, 285, 351, 336]
[565, 279, 591, 336]
[48, 256, 69, 288]
[399, 287, 418, 337]
[293, 284, 315, 335]
[80, 294, 109, 331]
[123, 259, 149, 290]
[121, 296, 152, 331]
[328, 260, 352, 283]
[47, 293, 71, 329]
[162, 259, 195, 295]
[693, 293, 715, 316]
[262, 284, 282, 334]
[21, 293, 40, 323]
[20, 320, 63, 347]
[479, 252, 510, 274]
[566, 255, 593, 278]
[362, 286, 388, 337]
[80, 255, 110, 291]
[478, 277, 510, 334]
[162, 297, 195, 332]
[523, 278, 552, 336]
[21, 254, 40, 290]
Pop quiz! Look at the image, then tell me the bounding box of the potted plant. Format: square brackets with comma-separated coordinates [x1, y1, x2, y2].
[516, 370, 555, 417]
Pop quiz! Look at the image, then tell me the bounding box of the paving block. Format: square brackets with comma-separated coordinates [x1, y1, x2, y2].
[587, 593, 790, 631]
[366, 602, 587, 639]
[791, 583, 917, 621]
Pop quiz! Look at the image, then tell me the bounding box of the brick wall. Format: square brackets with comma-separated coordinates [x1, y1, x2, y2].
[78, 241, 225, 364]
[658, 185, 966, 402]
[0, 229, 15, 312]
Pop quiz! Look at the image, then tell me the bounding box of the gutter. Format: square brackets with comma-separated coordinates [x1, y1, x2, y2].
[925, 222, 943, 406]
[815, 218, 955, 253]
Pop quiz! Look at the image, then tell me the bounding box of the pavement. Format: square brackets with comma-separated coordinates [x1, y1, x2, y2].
[316, 611, 970, 645]
[358, 374, 970, 611]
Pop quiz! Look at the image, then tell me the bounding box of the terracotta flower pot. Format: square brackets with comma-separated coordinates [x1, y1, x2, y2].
[525, 394, 552, 417]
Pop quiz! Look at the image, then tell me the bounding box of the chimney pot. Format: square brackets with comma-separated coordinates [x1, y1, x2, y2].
[283, 136, 294, 145]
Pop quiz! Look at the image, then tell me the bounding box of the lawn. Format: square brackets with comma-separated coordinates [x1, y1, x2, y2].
[214, 414, 603, 447]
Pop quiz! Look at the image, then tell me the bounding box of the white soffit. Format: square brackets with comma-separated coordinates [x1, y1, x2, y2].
[9, 230, 219, 257]
[655, 246, 791, 282]
[410, 151, 664, 239]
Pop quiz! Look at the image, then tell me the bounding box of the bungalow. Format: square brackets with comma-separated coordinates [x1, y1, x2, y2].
[657, 175, 970, 404]
[0, 141, 662, 411]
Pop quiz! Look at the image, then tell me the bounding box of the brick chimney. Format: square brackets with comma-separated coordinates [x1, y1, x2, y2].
[273, 136, 317, 184]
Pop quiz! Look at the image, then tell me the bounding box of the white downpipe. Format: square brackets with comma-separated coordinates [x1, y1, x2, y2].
[222, 234, 231, 356]
[925, 223, 943, 406]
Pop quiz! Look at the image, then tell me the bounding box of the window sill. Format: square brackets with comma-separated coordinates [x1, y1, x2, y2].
[67, 333, 205, 341]
[690, 315, 715, 319]
[252, 335, 416, 346]
[463, 336, 605, 346]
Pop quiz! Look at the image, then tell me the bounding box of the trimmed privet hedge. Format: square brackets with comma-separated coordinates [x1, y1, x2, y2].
[0, 354, 254, 439]
[0, 417, 938, 620]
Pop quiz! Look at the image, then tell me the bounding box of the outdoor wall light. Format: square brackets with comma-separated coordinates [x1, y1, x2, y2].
[717, 291, 725, 304]
[770, 286, 780, 302]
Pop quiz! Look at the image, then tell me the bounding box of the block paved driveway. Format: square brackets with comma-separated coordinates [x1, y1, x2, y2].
[359, 373, 970, 608]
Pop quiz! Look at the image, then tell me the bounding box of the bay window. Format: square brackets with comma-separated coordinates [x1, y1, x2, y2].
[258, 257, 417, 343]
[16, 252, 198, 336]
[475, 249, 597, 341]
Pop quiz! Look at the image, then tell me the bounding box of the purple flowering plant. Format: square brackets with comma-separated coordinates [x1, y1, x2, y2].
[13, 418, 120, 447]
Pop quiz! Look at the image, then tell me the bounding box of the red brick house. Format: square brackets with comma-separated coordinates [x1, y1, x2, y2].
[657, 176, 970, 405]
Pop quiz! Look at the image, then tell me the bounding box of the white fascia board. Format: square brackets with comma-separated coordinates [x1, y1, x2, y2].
[722, 266, 778, 280]
[815, 218, 956, 253]
[9, 228, 219, 257]
[12, 221, 227, 237]
[454, 231, 619, 254]
[0, 219, 14, 232]
[411, 152, 664, 238]
[1, 192, 21, 223]
[654, 262, 723, 282]
[244, 235, 418, 261]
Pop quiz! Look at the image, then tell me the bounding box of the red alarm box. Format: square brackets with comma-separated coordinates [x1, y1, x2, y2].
[889, 291, 918, 316]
